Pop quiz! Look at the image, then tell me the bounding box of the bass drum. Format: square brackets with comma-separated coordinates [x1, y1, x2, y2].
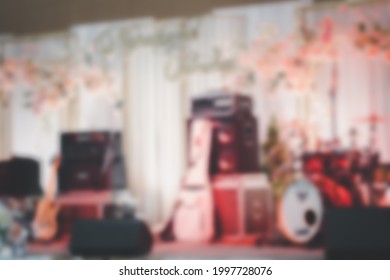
[277, 178, 323, 245]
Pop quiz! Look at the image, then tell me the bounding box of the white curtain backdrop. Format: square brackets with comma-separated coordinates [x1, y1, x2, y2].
[0, 38, 12, 161]
[0, 94, 12, 161]
[123, 19, 186, 225]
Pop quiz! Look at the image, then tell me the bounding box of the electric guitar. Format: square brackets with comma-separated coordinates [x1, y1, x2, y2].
[173, 119, 215, 242]
[32, 156, 61, 241]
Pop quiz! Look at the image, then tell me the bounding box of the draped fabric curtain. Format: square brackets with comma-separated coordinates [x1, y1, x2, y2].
[0, 94, 12, 161]
[123, 19, 186, 226]
[0, 40, 12, 161]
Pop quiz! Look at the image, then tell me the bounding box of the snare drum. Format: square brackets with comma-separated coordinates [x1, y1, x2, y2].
[277, 177, 323, 245]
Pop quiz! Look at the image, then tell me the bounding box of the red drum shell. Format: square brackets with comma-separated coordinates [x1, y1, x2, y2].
[309, 174, 353, 207]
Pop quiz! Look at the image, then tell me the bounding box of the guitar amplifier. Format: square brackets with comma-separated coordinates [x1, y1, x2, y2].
[212, 173, 272, 241]
[61, 132, 122, 161]
[188, 93, 260, 175]
[191, 91, 252, 118]
[59, 157, 126, 193]
[59, 131, 126, 193]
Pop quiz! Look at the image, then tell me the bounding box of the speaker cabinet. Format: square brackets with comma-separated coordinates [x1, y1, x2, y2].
[191, 92, 253, 118]
[189, 92, 260, 175]
[59, 131, 126, 193]
[210, 115, 259, 174]
[61, 132, 122, 161]
[70, 219, 153, 257]
[244, 189, 269, 234]
[59, 160, 108, 192]
[212, 173, 272, 240]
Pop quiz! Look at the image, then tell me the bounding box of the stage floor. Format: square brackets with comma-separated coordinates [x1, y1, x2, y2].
[27, 239, 324, 260]
[151, 242, 323, 260]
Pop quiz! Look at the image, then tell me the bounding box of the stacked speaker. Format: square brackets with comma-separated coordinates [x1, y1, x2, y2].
[213, 173, 272, 240]
[58, 131, 126, 193]
[190, 91, 271, 241]
[190, 92, 260, 174]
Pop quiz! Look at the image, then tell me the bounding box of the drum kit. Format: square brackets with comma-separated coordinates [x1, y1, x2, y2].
[276, 140, 389, 245]
[276, 62, 390, 246]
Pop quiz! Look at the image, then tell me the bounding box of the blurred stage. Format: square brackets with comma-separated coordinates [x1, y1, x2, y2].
[2, 0, 390, 260]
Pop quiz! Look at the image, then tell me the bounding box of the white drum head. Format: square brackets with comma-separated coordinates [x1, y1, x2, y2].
[278, 178, 323, 245]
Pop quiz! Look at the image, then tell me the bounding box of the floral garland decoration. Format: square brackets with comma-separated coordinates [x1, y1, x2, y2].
[0, 57, 114, 115]
[354, 20, 390, 60]
[238, 17, 338, 94]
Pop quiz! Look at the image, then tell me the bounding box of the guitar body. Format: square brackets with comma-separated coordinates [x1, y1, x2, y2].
[33, 199, 60, 241]
[173, 119, 215, 242]
[33, 156, 61, 242]
[173, 183, 214, 242]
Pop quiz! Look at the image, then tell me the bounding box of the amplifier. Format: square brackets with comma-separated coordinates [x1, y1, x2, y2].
[58, 157, 126, 193]
[189, 92, 260, 175]
[59, 131, 126, 193]
[191, 91, 252, 118]
[212, 173, 272, 242]
[210, 115, 259, 174]
[59, 160, 109, 192]
[61, 131, 122, 161]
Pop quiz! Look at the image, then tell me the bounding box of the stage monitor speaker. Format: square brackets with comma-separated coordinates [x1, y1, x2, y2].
[325, 208, 390, 259]
[69, 219, 153, 257]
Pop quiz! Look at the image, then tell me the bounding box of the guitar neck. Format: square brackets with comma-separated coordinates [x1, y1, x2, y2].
[185, 119, 213, 187]
[45, 159, 60, 201]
